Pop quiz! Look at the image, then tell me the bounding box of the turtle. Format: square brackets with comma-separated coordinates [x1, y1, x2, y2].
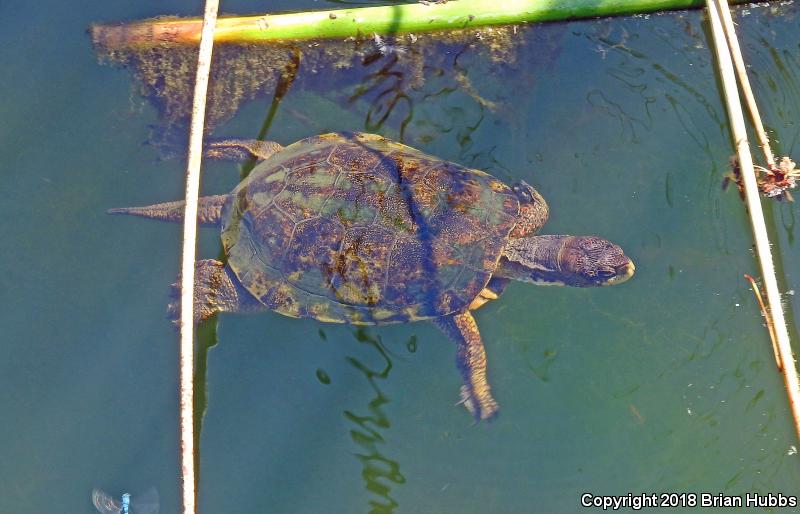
[110, 132, 635, 420]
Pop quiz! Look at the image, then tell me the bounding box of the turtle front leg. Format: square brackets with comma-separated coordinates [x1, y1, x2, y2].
[169, 259, 267, 324]
[432, 310, 499, 421]
[206, 139, 283, 161]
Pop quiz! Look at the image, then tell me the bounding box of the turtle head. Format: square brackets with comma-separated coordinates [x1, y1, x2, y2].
[554, 235, 635, 286]
[499, 235, 635, 287]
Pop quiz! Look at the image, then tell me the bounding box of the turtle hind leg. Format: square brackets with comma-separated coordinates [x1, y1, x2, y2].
[206, 139, 283, 161]
[168, 260, 266, 324]
[432, 310, 499, 421]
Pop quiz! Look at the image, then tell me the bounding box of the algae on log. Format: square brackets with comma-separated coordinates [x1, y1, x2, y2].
[91, 0, 754, 49]
[94, 25, 533, 139]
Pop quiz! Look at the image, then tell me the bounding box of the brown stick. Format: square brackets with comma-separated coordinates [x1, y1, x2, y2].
[707, 0, 800, 442]
[715, 0, 776, 169]
[744, 274, 782, 370]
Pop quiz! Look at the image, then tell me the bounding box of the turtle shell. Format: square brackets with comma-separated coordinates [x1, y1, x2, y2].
[220, 132, 520, 325]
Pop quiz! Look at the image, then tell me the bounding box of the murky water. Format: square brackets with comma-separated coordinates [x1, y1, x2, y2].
[2, 1, 800, 513]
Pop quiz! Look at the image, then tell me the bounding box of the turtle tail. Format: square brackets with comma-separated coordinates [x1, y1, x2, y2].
[108, 194, 228, 226]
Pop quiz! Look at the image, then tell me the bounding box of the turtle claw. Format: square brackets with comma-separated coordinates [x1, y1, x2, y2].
[166, 282, 182, 328]
[165, 301, 180, 327]
[166, 293, 218, 326]
[457, 385, 479, 420]
[457, 385, 498, 422]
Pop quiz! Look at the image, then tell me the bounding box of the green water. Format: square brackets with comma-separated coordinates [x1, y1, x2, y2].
[2, 1, 800, 512]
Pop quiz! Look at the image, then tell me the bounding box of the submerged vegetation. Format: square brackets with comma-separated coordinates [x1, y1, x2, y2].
[344, 329, 406, 514]
[93, 25, 526, 137]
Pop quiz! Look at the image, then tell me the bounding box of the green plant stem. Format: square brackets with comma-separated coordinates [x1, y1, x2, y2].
[92, 0, 754, 49]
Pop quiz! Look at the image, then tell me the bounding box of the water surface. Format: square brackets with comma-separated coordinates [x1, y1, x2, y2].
[2, 1, 800, 513]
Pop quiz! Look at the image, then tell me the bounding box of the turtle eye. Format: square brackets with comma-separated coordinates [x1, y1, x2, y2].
[512, 182, 535, 201]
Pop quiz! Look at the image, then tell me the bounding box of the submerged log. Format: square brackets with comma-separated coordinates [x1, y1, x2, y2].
[92, 0, 754, 50]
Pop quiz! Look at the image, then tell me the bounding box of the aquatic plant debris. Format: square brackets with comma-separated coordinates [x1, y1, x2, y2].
[724, 155, 800, 202]
[91, 0, 757, 140]
[93, 26, 524, 134]
[713, 0, 799, 202]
